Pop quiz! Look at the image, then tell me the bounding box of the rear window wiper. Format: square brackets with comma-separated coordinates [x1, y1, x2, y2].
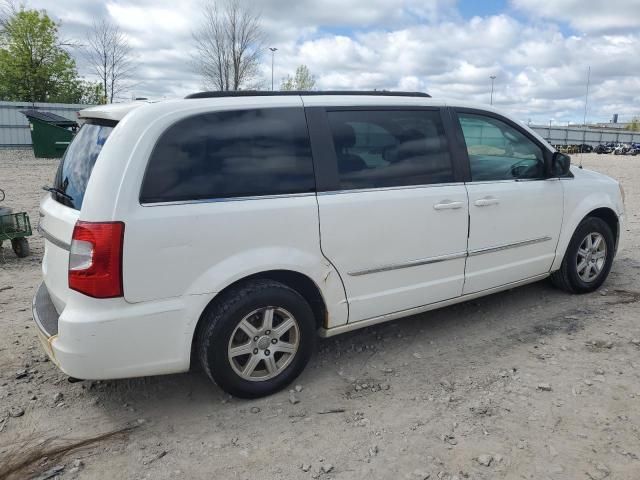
[42, 185, 73, 201]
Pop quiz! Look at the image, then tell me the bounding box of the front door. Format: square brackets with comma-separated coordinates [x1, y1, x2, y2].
[308, 107, 469, 322]
[454, 110, 563, 294]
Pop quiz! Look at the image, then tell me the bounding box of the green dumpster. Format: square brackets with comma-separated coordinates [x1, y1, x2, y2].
[21, 110, 78, 158]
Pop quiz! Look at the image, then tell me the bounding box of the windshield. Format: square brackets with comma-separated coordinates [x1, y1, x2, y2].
[52, 120, 115, 210]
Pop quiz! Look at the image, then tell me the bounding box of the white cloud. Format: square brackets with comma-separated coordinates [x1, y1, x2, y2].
[511, 0, 640, 33]
[15, 0, 640, 123]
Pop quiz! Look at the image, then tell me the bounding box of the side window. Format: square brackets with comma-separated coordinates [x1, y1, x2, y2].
[326, 110, 454, 190]
[458, 113, 545, 181]
[140, 108, 315, 203]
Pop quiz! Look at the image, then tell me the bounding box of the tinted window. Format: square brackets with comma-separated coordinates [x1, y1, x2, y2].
[53, 121, 114, 210]
[326, 110, 454, 190]
[141, 108, 315, 203]
[458, 113, 545, 181]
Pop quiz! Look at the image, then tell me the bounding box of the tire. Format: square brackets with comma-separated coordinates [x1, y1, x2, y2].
[551, 217, 614, 294]
[11, 238, 30, 258]
[197, 279, 316, 398]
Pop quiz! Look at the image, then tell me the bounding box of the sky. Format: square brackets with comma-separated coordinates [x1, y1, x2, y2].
[21, 0, 640, 124]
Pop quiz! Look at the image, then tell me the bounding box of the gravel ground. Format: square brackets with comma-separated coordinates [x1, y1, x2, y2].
[0, 150, 639, 480]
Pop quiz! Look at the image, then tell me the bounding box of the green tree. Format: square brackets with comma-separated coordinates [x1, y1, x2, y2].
[0, 8, 81, 102]
[63, 79, 105, 105]
[281, 64, 316, 91]
[626, 118, 640, 132]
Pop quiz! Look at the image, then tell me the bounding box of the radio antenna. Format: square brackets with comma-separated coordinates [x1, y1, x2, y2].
[580, 66, 591, 169]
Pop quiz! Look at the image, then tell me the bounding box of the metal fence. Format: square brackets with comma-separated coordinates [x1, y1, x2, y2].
[2, 100, 640, 149]
[0, 101, 92, 148]
[530, 125, 640, 146]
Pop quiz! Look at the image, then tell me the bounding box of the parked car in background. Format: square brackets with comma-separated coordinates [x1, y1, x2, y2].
[578, 144, 593, 153]
[613, 143, 635, 155]
[556, 144, 592, 154]
[594, 144, 608, 154]
[33, 92, 625, 398]
[595, 143, 616, 154]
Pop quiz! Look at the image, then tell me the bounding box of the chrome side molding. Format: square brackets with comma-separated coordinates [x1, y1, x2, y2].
[348, 236, 552, 277]
[348, 251, 467, 276]
[468, 236, 552, 257]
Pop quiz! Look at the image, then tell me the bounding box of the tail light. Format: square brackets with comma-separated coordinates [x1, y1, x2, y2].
[69, 221, 125, 298]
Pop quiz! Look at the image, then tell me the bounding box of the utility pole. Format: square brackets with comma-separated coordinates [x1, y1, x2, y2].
[580, 66, 591, 163]
[489, 75, 496, 105]
[269, 47, 278, 91]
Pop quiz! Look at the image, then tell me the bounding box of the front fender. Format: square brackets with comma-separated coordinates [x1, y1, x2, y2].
[552, 188, 620, 271]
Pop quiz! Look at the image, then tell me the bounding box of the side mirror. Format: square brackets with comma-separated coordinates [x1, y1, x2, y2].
[550, 151, 571, 177]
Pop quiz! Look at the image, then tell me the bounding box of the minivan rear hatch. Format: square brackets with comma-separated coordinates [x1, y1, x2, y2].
[39, 120, 116, 312]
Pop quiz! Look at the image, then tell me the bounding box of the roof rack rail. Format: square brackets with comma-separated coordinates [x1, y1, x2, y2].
[184, 90, 431, 99]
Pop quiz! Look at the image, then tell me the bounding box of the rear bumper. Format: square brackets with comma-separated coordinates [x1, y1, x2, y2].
[32, 282, 60, 364]
[32, 282, 204, 380]
[33, 282, 60, 336]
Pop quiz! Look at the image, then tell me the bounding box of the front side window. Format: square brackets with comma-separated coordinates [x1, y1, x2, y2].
[140, 108, 315, 203]
[458, 113, 545, 181]
[326, 110, 454, 190]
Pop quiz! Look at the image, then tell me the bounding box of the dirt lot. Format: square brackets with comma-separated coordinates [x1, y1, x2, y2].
[0, 150, 638, 480]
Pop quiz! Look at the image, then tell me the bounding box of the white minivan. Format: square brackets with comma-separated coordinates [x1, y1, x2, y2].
[34, 91, 625, 398]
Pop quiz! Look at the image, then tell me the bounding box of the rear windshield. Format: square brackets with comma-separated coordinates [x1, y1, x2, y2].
[52, 120, 115, 209]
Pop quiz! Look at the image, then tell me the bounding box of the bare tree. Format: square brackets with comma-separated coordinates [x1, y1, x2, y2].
[0, 0, 17, 39]
[84, 19, 134, 103]
[192, 0, 265, 91]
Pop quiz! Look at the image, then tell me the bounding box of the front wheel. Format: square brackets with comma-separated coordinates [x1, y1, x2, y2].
[197, 279, 316, 398]
[551, 217, 614, 293]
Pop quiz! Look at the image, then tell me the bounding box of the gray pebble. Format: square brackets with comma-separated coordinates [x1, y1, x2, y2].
[9, 406, 24, 417]
[320, 463, 334, 473]
[413, 470, 430, 479]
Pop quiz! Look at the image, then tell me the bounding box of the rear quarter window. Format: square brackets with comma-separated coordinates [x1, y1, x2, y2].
[140, 108, 315, 203]
[53, 120, 115, 210]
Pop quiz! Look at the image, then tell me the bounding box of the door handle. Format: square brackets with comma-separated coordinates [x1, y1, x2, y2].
[433, 200, 464, 210]
[474, 197, 499, 207]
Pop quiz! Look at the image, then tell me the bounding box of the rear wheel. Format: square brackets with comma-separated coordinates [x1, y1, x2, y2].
[551, 217, 614, 293]
[11, 238, 29, 258]
[197, 279, 316, 398]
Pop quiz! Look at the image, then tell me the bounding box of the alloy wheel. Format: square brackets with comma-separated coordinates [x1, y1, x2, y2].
[576, 232, 607, 282]
[227, 307, 300, 381]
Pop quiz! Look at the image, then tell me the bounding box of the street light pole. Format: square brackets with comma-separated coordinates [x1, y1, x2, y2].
[489, 75, 496, 105]
[269, 47, 278, 91]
